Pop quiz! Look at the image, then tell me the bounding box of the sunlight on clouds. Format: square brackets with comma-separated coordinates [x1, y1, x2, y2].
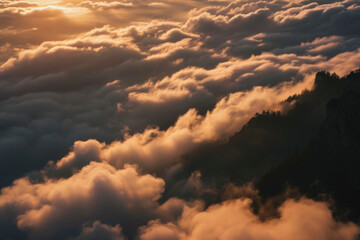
[50, 5, 89, 16]
[28, 5, 89, 16]
[27, 0, 62, 5]
[0, 0, 360, 239]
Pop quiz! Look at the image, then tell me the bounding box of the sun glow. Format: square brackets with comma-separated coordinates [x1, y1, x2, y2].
[43, 5, 89, 16]
[0, 0, 360, 239]
[27, 0, 62, 5]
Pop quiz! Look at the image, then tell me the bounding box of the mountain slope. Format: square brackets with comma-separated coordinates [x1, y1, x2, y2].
[258, 70, 360, 222]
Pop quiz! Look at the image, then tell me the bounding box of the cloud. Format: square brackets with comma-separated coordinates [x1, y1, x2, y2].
[0, 23, 224, 100]
[0, 1, 91, 64]
[138, 198, 360, 240]
[0, 162, 165, 239]
[25, 76, 310, 180]
[183, 0, 360, 58]
[71, 221, 126, 240]
[0, 0, 359, 191]
[101, 77, 311, 173]
[0, 0, 360, 238]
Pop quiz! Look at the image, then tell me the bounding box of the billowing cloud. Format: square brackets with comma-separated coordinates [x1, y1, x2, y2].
[0, 0, 360, 239]
[71, 221, 126, 240]
[39, 75, 310, 178]
[139, 198, 360, 240]
[0, 162, 165, 239]
[0, 1, 91, 63]
[0, 0, 359, 190]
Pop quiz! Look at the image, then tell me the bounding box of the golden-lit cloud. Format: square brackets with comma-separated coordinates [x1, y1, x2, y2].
[0, 0, 360, 239]
[0, 162, 165, 239]
[139, 198, 360, 240]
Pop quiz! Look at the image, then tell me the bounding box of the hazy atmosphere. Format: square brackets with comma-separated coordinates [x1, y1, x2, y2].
[1, 0, 360, 239]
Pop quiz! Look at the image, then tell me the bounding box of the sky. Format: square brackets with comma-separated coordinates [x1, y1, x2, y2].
[0, 0, 360, 239]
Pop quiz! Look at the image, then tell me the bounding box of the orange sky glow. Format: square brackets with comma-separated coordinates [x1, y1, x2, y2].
[0, 0, 360, 239]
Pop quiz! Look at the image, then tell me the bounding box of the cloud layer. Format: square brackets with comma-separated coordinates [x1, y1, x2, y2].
[139, 198, 360, 240]
[0, 0, 360, 239]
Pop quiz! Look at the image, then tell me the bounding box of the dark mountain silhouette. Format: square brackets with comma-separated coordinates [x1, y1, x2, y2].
[258, 70, 360, 222]
[181, 72, 344, 182]
[164, 70, 347, 200]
